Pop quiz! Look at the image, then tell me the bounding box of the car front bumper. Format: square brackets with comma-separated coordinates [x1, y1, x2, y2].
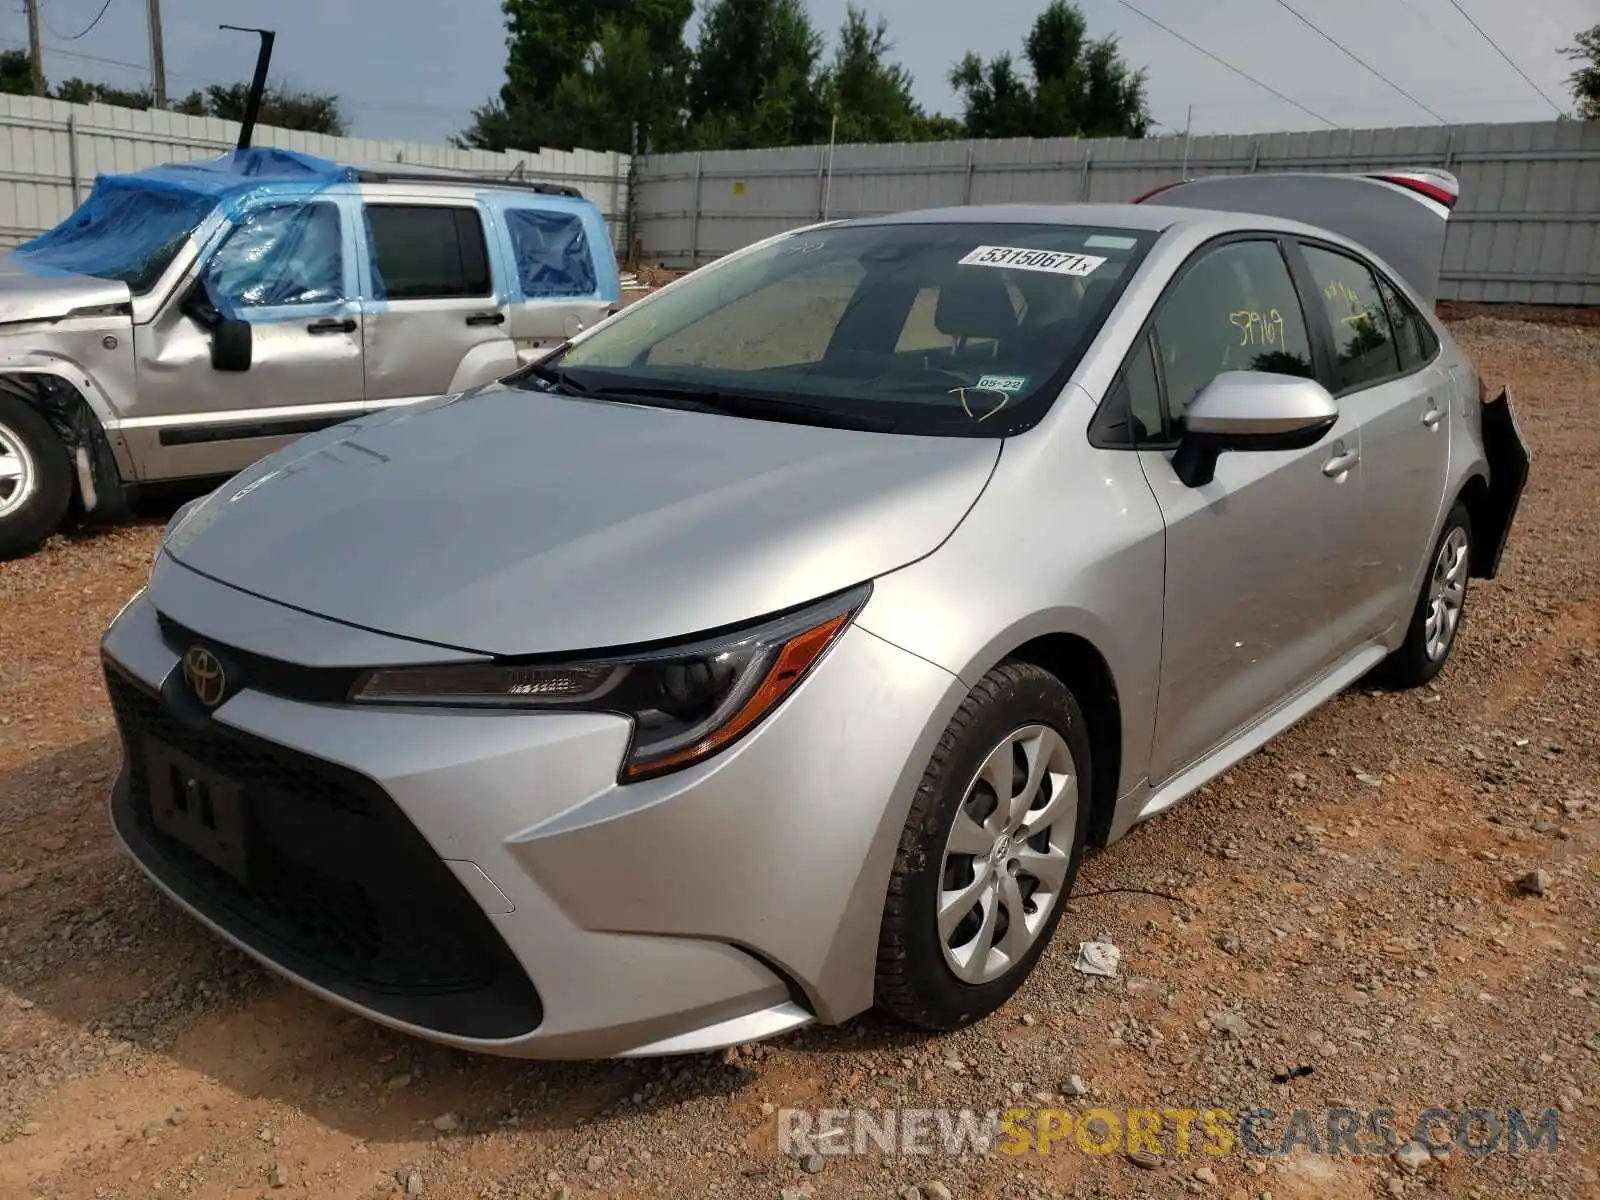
[100, 561, 962, 1059]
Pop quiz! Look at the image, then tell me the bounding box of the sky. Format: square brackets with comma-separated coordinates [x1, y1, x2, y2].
[0, 0, 1590, 146]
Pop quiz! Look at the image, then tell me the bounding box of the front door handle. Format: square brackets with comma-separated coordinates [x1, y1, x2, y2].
[1422, 401, 1444, 429]
[307, 317, 357, 335]
[1322, 450, 1360, 478]
[465, 311, 506, 326]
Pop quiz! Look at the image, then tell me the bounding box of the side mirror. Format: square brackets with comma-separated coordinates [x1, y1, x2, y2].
[1172, 371, 1338, 488]
[181, 281, 252, 372]
[209, 314, 253, 373]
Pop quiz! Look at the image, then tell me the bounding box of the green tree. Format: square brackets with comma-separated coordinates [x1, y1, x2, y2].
[1564, 24, 1600, 120]
[949, 52, 1036, 138]
[819, 5, 957, 144]
[457, 0, 693, 153]
[196, 82, 347, 136]
[0, 49, 35, 96]
[54, 78, 161, 109]
[0, 54, 344, 134]
[686, 0, 828, 150]
[951, 1, 1149, 138]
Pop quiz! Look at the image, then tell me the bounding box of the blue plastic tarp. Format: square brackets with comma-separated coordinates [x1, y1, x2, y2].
[14, 148, 354, 294]
[503, 208, 599, 299]
[204, 200, 347, 310]
[478, 190, 620, 304]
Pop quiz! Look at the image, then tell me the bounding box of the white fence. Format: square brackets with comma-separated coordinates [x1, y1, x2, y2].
[633, 119, 1600, 306]
[0, 92, 633, 250]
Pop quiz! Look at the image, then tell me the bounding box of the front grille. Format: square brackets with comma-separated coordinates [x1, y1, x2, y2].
[155, 612, 360, 705]
[104, 661, 543, 1040]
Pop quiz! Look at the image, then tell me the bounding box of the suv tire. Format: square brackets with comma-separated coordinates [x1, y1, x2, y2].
[0, 395, 73, 561]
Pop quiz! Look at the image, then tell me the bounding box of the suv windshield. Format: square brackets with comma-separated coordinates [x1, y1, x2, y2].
[541, 221, 1155, 436]
[15, 184, 215, 294]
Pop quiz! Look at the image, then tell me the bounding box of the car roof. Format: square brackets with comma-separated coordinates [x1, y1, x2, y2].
[844, 200, 1335, 242]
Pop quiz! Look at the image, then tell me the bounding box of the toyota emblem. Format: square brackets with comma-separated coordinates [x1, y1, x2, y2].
[183, 645, 228, 709]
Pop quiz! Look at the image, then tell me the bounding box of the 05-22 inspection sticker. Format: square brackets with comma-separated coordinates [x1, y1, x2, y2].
[958, 245, 1107, 276]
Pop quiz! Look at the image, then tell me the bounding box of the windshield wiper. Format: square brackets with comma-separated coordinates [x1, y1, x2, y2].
[569, 381, 898, 433]
[512, 360, 605, 399]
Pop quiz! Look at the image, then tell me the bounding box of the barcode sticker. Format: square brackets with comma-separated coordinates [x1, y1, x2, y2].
[958, 245, 1108, 276]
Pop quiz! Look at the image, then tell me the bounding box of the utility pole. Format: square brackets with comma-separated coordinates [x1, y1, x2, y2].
[147, 0, 169, 109]
[24, 0, 45, 96]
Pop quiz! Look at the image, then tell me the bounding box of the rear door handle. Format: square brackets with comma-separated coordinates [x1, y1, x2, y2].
[1322, 450, 1360, 478]
[1422, 401, 1445, 429]
[465, 311, 506, 326]
[307, 317, 357, 335]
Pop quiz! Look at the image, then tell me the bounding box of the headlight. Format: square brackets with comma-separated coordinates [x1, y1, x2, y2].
[349, 584, 870, 782]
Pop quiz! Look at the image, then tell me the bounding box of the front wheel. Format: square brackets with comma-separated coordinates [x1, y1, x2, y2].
[875, 662, 1091, 1031]
[1372, 500, 1473, 689]
[0, 395, 74, 561]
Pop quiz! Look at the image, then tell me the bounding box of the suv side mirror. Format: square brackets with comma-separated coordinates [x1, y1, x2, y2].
[209, 314, 253, 373]
[1172, 371, 1338, 488]
[181, 283, 253, 373]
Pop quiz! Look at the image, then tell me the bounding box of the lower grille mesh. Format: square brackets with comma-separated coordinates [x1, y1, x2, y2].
[104, 661, 543, 1039]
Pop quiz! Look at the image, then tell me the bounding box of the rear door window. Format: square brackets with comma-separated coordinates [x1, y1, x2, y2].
[364, 204, 491, 300]
[504, 208, 598, 298]
[1299, 244, 1402, 391]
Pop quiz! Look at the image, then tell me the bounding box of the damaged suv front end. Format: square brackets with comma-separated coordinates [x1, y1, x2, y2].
[0, 172, 227, 552]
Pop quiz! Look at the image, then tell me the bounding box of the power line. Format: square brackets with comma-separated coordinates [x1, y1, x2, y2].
[1116, 0, 1335, 129]
[43, 0, 117, 41]
[1441, 0, 1567, 117]
[1270, 0, 1447, 123]
[0, 36, 475, 116]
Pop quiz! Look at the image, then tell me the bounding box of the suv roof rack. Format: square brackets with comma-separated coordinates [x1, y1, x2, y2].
[347, 162, 583, 198]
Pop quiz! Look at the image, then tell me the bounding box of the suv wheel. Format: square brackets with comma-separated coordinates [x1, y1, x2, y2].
[1372, 500, 1473, 689]
[875, 662, 1091, 1031]
[0, 395, 73, 561]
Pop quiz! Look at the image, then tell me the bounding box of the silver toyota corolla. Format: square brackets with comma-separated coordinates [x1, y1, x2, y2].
[101, 168, 1528, 1059]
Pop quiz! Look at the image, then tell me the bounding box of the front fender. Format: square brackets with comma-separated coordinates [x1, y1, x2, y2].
[0, 347, 126, 432]
[0, 354, 132, 510]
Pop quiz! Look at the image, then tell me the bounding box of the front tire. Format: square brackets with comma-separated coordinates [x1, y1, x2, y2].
[0, 395, 73, 561]
[1372, 500, 1473, 689]
[875, 662, 1091, 1031]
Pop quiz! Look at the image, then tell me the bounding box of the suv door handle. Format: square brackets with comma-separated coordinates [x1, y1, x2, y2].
[1322, 450, 1360, 478]
[1422, 401, 1444, 429]
[306, 317, 357, 335]
[465, 311, 506, 326]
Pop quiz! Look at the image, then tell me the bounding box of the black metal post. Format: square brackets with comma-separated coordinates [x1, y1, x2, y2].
[219, 25, 276, 152]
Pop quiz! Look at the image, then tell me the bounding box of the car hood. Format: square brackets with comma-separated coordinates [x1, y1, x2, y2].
[165, 385, 1000, 657]
[0, 253, 130, 324]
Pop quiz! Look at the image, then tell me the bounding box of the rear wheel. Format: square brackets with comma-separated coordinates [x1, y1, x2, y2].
[875, 662, 1090, 1031]
[1371, 500, 1472, 689]
[0, 395, 73, 561]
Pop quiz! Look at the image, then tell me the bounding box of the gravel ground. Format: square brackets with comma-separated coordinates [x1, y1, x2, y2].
[0, 310, 1595, 1200]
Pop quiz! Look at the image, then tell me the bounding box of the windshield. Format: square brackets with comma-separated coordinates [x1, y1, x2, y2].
[545, 221, 1156, 435]
[15, 183, 214, 294]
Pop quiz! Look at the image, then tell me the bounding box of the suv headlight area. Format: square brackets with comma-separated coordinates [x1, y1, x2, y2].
[350, 584, 870, 782]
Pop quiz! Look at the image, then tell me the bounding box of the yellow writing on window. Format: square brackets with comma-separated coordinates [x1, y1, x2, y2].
[1228, 308, 1286, 347]
[1324, 279, 1380, 329]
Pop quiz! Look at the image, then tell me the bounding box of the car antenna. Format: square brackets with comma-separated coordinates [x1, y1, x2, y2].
[218, 25, 276, 155]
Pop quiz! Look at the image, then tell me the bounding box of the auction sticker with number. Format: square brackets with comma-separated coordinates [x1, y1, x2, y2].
[958, 246, 1107, 276]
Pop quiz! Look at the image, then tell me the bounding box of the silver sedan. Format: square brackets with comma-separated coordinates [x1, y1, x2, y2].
[100, 168, 1528, 1059]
